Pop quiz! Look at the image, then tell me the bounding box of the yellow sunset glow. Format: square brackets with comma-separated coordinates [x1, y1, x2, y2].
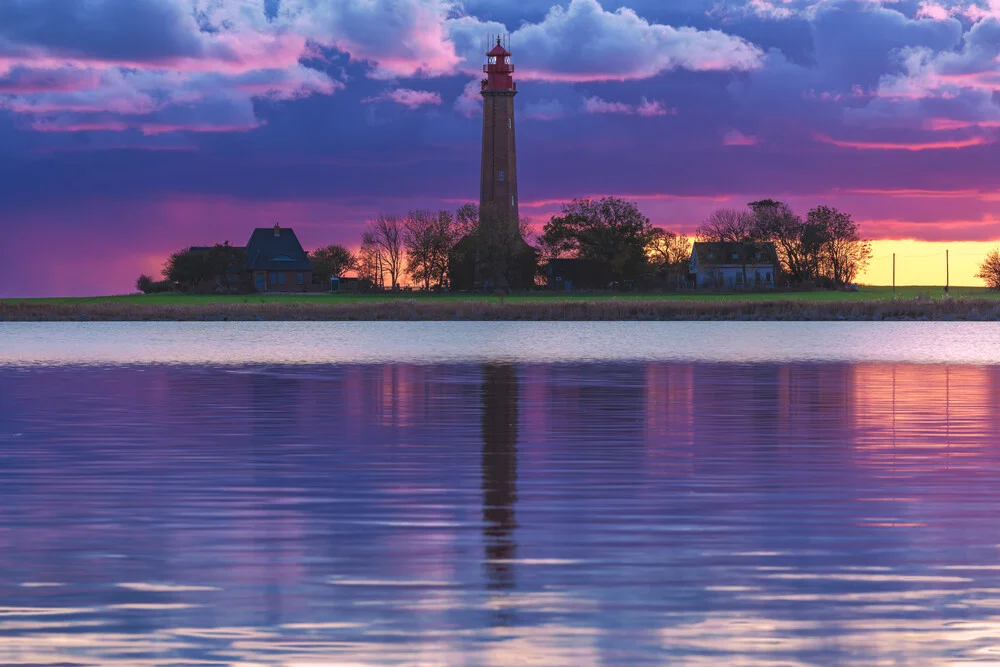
[858, 240, 999, 287]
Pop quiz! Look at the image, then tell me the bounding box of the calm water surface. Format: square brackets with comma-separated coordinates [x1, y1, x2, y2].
[1, 323, 1000, 665]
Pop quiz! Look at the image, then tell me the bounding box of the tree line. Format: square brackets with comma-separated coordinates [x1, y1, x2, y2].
[138, 196, 879, 293]
[697, 200, 873, 287]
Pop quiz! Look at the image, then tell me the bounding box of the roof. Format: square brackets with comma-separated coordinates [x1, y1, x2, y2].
[488, 39, 510, 57]
[691, 241, 778, 268]
[244, 226, 312, 272]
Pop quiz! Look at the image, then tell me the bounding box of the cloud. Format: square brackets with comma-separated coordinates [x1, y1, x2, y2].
[815, 133, 993, 150]
[583, 96, 634, 115]
[363, 88, 443, 109]
[523, 98, 568, 120]
[448, 0, 764, 82]
[583, 95, 675, 116]
[453, 79, 483, 118]
[282, 0, 463, 79]
[723, 129, 758, 145]
[0, 0, 341, 139]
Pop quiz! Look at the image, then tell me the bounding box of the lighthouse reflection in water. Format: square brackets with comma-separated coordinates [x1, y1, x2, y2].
[1, 359, 1000, 664]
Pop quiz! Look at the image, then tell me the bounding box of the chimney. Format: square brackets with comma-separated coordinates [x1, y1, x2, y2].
[273, 223, 281, 237]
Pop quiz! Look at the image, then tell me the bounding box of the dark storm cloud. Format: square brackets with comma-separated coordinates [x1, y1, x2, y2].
[0, 0, 204, 62]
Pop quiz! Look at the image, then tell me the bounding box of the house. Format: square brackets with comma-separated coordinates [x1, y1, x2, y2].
[544, 258, 607, 291]
[243, 224, 313, 292]
[689, 242, 778, 290]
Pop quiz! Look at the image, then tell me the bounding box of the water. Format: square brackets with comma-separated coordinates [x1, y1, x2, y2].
[1, 323, 1000, 665]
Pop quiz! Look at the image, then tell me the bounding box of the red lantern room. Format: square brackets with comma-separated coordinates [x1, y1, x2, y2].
[482, 36, 515, 92]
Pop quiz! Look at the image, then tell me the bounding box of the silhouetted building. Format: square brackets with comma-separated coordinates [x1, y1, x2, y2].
[241, 223, 313, 293]
[689, 241, 778, 289]
[544, 258, 608, 291]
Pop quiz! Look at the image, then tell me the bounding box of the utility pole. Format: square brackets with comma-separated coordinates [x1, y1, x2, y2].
[892, 253, 896, 297]
[945, 249, 950, 296]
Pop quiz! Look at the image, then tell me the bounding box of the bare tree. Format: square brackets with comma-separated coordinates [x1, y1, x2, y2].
[358, 233, 383, 288]
[808, 206, 872, 285]
[405, 209, 457, 290]
[698, 208, 763, 287]
[977, 249, 1000, 290]
[364, 213, 405, 290]
[696, 208, 757, 243]
[455, 203, 480, 238]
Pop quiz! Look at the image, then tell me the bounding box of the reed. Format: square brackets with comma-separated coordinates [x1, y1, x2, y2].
[3, 297, 1000, 321]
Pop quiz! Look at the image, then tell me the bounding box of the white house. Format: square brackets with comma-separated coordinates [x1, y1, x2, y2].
[689, 242, 779, 289]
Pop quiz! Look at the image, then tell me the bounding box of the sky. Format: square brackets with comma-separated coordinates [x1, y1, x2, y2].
[3, 0, 1000, 296]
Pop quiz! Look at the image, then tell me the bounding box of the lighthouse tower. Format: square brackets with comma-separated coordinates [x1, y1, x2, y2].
[480, 36, 518, 226]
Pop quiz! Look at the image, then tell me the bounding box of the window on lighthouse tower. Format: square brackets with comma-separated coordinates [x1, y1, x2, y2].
[498, 170, 504, 182]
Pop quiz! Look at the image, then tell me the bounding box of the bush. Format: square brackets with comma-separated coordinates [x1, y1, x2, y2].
[136, 274, 173, 294]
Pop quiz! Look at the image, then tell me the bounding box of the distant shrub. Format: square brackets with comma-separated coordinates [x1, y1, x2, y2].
[136, 274, 173, 294]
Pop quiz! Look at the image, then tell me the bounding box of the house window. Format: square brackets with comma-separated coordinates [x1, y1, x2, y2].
[269, 272, 277, 284]
[766, 272, 772, 282]
[732, 252, 739, 261]
[278, 273, 286, 285]
[297, 272, 304, 285]
[256, 274, 265, 291]
[498, 170, 504, 182]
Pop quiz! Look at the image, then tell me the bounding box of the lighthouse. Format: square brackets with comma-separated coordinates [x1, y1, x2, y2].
[480, 36, 519, 227]
[449, 35, 535, 291]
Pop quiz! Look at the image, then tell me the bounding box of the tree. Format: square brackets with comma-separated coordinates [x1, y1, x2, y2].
[310, 245, 356, 284]
[541, 197, 655, 285]
[647, 228, 692, 287]
[808, 206, 871, 285]
[976, 249, 1000, 290]
[164, 247, 209, 289]
[206, 242, 247, 292]
[136, 274, 172, 294]
[698, 208, 765, 286]
[405, 209, 457, 290]
[697, 208, 757, 243]
[363, 213, 405, 290]
[455, 203, 480, 238]
[357, 236, 384, 289]
[749, 200, 824, 284]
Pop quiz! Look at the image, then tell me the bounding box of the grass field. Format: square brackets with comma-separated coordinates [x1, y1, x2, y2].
[4, 286, 999, 321]
[2, 285, 995, 306]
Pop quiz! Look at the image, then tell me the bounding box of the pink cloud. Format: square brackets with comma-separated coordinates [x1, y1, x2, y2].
[453, 79, 483, 118]
[363, 88, 443, 109]
[449, 0, 763, 83]
[915, 1, 952, 20]
[923, 118, 1000, 131]
[139, 121, 264, 136]
[29, 120, 129, 133]
[637, 97, 675, 117]
[847, 188, 982, 199]
[723, 130, 758, 146]
[815, 134, 993, 151]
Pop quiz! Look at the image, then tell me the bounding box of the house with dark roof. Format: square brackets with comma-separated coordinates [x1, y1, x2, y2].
[689, 242, 778, 289]
[241, 224, 313, 292]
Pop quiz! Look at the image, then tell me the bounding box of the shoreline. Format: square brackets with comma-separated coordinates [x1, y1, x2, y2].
[3, 297, 1000, 322]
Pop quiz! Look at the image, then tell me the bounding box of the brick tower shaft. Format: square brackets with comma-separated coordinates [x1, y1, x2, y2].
[480, 36, 518, 227]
